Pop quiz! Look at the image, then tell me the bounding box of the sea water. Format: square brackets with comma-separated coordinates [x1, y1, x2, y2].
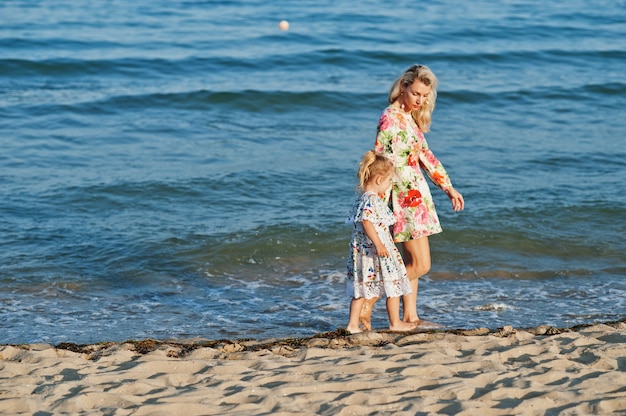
[1, 0, 625, 344]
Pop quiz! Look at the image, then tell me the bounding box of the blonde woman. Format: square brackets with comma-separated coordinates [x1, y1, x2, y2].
[361, 64, 464, 329]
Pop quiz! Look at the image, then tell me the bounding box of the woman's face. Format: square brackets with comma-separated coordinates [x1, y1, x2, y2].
[400, 79, 431, 112]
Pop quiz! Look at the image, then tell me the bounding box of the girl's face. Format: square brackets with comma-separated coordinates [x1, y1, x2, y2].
[399, 79, 431, 112]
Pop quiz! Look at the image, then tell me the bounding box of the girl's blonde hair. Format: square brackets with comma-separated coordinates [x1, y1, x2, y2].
[388, 64, 438, 132]
[357, 150, 394, 191]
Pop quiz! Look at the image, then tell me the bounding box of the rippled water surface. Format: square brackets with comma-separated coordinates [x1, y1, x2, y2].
[1, 0, 625, 344]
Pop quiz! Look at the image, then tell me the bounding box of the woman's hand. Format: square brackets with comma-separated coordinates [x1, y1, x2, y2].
[445, 186, 465, 212]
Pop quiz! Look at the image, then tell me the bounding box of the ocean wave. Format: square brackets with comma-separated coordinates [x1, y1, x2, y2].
[2, 89, 381, 114]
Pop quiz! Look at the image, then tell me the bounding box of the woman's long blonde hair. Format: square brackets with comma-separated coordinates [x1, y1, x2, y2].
[388, 64, 438, 132]
[357, 150, 394, 191]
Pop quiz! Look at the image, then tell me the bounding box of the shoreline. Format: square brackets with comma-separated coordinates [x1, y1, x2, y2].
[37, 317, 626, 357]
[2, 319, 626, 415]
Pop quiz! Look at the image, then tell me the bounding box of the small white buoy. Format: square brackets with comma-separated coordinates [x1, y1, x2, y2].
[278, 20, 289, 31]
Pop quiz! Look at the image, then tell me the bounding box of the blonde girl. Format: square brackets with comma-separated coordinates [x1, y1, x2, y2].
[345, 150, 416, 333]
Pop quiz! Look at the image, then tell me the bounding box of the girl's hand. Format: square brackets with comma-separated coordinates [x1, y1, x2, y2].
[362, 220, 389, 257]
[375, 245, 389, 257]
[445, 186, 465, 212]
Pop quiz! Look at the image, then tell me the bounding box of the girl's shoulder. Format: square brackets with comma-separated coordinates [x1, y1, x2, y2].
[347, 192, 372, 223]
[347, 191, 393, 224]
[361, 192, 388, 212]
[353, 191, 379, 211]
[360, 191, 379, 202]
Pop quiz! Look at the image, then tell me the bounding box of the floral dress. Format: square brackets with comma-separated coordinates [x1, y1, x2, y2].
[375, 105, 453, 242]
[346, 191, 412, 300]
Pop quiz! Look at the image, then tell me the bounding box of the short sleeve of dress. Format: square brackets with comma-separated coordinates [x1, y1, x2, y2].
[347, 192, 394, 226]
[347, 193, 375, 224]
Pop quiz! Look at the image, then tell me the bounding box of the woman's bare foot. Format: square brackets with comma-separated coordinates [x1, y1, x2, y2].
[409, 319, 444, 329]
[404, 314, 420, 323]
[389, 321, 418, 332]
[359, 298, 377, 331]
[345, 326, 362, 334]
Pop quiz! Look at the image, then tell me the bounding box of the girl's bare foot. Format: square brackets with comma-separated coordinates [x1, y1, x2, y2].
[389, 321, 418, 332]
[359, 298, 377, 331]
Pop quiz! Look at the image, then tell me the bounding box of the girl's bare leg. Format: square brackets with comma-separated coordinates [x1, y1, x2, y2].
[346, 297, 365, 334]
[386, 296, 417, 331]
[359, 296, 378, 330]
[401, 237, 431, 323]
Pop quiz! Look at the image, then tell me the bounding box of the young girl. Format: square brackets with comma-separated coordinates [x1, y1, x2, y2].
[345, 150, 416, 333]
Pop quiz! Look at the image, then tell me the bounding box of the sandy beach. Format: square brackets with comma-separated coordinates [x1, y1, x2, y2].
[1, 321, 625, 415]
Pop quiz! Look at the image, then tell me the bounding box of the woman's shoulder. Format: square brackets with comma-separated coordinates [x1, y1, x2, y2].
[377, 105, 404, 133]
[380, 104, 407, 121]
[380, 104, 398, 116]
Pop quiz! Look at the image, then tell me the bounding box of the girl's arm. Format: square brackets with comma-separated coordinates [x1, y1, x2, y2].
[362, 220, 389, 257]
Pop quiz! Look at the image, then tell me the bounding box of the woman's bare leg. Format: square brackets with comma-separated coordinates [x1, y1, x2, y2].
[401, 237, 431, 322]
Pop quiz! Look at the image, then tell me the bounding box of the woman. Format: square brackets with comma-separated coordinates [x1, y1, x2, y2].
[360, 64, 464, 329]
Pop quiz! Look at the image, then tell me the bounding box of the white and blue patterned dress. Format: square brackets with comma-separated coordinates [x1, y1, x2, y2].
[346, 191, 412, 300]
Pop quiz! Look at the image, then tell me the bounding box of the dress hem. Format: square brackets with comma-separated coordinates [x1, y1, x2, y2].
[393, 228, 443, 243]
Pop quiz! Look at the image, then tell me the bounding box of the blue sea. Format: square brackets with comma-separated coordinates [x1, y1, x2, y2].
[1, 0, 625, 345]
